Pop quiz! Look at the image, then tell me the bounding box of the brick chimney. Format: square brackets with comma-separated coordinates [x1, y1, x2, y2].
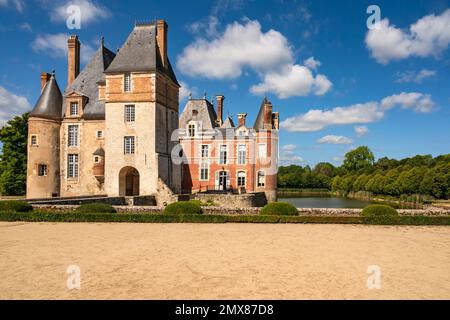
[263, 100, 273, 129]
[216, 95, 224, 126]
[40, 72, 51, 93]
[238, 113, 247, 127]
[67, 35, 80, 87]
[156, 20, 168, 69]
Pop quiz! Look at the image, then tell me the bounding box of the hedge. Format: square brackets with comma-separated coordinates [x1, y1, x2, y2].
[0, 201, 33, 212]
[361, 204, 398, 217]
[1, 211, 449, 225]
[164, 201, 202, 215]
[76, 203, 117, 213]
[260, 202, 298, 216]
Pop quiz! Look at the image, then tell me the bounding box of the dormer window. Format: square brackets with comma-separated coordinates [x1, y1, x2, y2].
[188, 124, 196, 137]
[124, 73, 131, 92]
[70, 102, 79, 116]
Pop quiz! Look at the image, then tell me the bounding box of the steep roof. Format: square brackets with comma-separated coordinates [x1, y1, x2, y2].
[221, 116, 235, 128]
[30, 74, 63, 121]
[104, 23, 179, 85]
[253, 97, 270, 130]
[63, 43, 116, 120]
[179, 98, 218, 130]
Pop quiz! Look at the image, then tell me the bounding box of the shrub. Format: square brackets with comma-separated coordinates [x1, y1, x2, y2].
[361, 204, 398, 217]
[76, 203, 117, 213]
[0, 200, 33, 212]
[260, 202, 298, 216]
[164, 201, 202, 215]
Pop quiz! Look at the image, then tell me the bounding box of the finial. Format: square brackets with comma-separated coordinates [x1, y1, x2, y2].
[189, 92, 192, 100]
[203, 91, 207, 99]
[51, 69, 55, 77]
[101, 36, 104, 46]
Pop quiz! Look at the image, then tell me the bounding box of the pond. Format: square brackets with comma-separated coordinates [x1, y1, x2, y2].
[278, 196, 373, 209]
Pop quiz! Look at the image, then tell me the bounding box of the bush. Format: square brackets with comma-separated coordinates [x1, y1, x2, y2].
[164, 201, 203, 215]
[260, 202, 298, 216]
[76, 203, 117, 213]
[0, 200, 33, 212]
[361, 204, 398, 217]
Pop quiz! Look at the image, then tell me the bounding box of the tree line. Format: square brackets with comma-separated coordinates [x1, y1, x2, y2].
[278, 146, 450, 200]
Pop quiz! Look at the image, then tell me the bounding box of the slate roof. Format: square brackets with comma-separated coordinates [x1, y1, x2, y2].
[104, 24, 179, 85]
[221, 116, 235, 128]
[93, 147, 105, 156]
[253, 97, 270, 130]
[63, 44, 116, 120]
[179, 98, 218, 130]
[30, 73, 63, 120]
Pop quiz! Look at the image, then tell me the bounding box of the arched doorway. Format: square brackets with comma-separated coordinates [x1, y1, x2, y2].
[119, 167, 140, 196]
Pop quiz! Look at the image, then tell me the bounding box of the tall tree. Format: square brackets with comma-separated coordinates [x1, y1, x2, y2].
[0, 113, 29, 196]
[343, 146, 375, 172]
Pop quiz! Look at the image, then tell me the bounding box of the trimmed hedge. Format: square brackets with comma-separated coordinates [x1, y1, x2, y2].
[0, 201, 33, 212]
[164, 201, 203, 215]
[0, 211, 449, 225]
[260, 202, 298, 216]
[361, 204, 398, 217]
[76, 203, 117, 213]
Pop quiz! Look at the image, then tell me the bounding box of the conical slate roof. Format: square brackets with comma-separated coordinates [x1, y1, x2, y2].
[30, 74, 63, 120]
[64, 43, 116, 120]
[105, 23, 178, 85]
[253, 97, 270, 130]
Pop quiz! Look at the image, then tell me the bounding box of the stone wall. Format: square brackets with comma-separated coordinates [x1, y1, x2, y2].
[194, 192, 267, 208]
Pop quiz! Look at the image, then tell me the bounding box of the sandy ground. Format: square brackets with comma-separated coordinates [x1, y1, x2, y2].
[0, 222, 449, 300]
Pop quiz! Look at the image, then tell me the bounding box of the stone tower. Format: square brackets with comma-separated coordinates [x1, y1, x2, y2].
[103, 20, 181, 196]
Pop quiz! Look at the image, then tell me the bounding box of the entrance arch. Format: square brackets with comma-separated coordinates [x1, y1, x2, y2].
[119, 167, 140, 196]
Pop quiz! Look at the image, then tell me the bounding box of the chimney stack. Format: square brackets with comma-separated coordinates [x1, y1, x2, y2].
[216, 95, 225, 126]
[263, 99, 273, 129]
[67, 35, 80, 87]
[40, 72, 51, 93]
[156, 20, 168, 69]
[238, 113, 247, 127]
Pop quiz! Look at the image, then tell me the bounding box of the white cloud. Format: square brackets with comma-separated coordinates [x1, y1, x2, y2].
[354, 126, 369, 137]
[179, 81, 197, 102]
[0, 0, 24, 12]
[19, 22, 32, 32]
[380, 92, 434, 113]
[395, 69, 436, 83]
[281, 92, 435, 132]
[178, 19, 293, 79]
[281, 144, 297, 154]
[31, 33, 95, 64]
[366, 9, 450, 64]
[304, 56, 321, 70]
[50, 0, 111, 25]
[279, 155, 304, 165]
[0, 86, 31, 128]
[317, 135, 353, 145]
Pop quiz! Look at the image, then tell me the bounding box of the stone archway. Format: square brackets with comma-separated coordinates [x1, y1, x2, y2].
[119, 167, 140, 196]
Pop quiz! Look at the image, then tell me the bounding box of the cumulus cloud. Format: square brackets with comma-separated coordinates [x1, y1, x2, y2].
[395, 69, 436, 83]
[279, 155, 304, 165]
[304, 56, 321, 70]
[354, 126, 369, 137]
[365, 9, 450, 64]
[31, 33, 95, 64]
[0, 86, 31, 127]
[317, 135, 353, 145]
[281, 92, 435, 132]
[0, 0, 25, 12]
[50, 0, 111, 25]
[281, 144, 297, 154]
[178, 19, 332, 99]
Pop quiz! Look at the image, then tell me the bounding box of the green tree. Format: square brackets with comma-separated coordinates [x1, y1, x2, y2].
[0, 113, 29, 196]
[343, 146, 375, 172]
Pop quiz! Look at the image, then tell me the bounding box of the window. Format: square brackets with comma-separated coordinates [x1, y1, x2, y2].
[201, 145, 209, 158]
[200, 163, 209, 181]
[31, 135, 38, 146]
[38, 164, 47, 177]
[238, 145, 246, 164]
[124, 136, 135, 154]
[258, 143, 267, 158]
[125, 105, 135, 122]
[124, 73, 131, 92]
[237, 171, 246, 187]
[188, 124, 196, 137]
[68, 125, 79, 147]
[219, 145, 227, 164]
[94, 156, 100, 163]
[67, 154, 79, 178]
[97, 131, 103, 139]
[70, 102, 78, 116]
[257, 171, 265, 187]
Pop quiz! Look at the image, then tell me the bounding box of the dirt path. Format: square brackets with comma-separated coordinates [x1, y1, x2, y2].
[1, 222, 449, 299]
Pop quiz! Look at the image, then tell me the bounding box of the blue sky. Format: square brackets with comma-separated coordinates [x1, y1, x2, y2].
[0, 0, 449, 167]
